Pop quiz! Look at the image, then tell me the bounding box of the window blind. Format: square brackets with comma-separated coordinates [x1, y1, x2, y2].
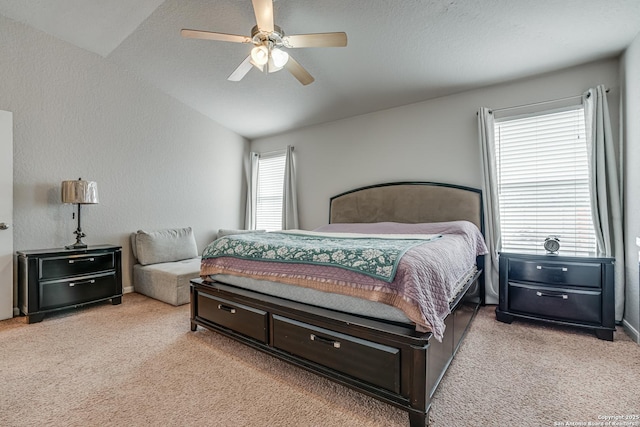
[495, 107, 596, 256]
[255, 151, 286, 232]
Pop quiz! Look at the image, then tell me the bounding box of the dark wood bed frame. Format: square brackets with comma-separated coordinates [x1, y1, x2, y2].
[190, 182, 485, 426]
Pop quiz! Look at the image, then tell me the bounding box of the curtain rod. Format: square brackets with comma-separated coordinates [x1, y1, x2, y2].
[255, 146, 294, 157]
[480, 88, 609, 115]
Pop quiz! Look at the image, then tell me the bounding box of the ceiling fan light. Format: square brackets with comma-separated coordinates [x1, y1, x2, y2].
[267, 57, 283, 73]
[271, 48, 289, 67]
[251, 45, 269, 65]
[249, 58, 265, 72]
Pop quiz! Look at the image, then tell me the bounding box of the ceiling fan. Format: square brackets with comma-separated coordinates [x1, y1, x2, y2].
[181, 0, 347, 85]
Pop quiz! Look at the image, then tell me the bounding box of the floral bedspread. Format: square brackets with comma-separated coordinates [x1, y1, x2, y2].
[201, 230, 441, 282]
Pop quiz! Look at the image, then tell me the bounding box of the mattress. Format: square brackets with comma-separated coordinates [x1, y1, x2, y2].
[209, 265, 477, 325]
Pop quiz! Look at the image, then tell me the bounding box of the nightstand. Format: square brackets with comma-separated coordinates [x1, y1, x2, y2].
[496, 252, 615, 340]
[17, 245, 122, 323]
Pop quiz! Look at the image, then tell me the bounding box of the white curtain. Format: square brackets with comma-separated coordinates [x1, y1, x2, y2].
[583, 85, 625, 321]
[477, 107, 500, 304]
[282, 145, 299, 230]
[244, 152, 259, 230]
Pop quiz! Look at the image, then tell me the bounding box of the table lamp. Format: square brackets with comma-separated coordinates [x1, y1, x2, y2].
[61, 178, 99, 249]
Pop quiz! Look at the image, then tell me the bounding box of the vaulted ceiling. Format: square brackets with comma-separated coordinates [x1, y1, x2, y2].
[2, 0, 639, 139]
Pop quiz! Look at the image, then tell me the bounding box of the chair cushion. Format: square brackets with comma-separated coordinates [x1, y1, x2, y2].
[133, 258, 201, 306]
[133, 227, 198, 266]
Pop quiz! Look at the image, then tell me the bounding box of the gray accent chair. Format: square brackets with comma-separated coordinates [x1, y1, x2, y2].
[131, 227, 201, 306]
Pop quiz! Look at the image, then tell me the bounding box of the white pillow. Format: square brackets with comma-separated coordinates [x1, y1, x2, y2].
[216, 229, 265, 238]
[134, 227, 198, 266]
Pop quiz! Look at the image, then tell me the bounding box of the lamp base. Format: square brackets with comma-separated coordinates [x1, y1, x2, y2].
[66, 203, 90, 250]
[65, 241, 88, 250]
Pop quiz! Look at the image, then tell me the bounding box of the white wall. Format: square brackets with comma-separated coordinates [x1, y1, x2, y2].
[0, 15, 249, 301]
[252, 59, 620, 231]
[621, 32, 640, 341]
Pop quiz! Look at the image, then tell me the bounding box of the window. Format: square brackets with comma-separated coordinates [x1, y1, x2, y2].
[255, 150, 286, 231]
[494, 106, 596, 256]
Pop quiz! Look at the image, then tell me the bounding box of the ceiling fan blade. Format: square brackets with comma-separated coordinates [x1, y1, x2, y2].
[284, 56, 314, 85]
[284, 32, 347, 48]
[228, 56, 255, 82]
[181, 29, 251, 44]
[252, 0, 274, 32]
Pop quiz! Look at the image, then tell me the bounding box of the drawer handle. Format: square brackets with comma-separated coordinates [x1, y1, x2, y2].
[536, 265, 568, 272]
[69, 279, 96, 287]
[69, 257, 95, 264]
[217, 304, 236, 314]
[310, 334, 341, 349]
[536, 291, 568, 300]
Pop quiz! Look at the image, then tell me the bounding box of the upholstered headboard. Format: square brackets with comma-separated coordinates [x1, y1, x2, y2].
[329, 182, 483, 232]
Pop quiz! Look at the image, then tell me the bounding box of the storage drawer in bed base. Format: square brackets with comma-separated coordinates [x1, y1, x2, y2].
[273, 315, 400, 393]
[196, 292, 268, 343]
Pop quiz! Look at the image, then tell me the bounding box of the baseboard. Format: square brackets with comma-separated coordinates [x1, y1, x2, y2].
[13, 307, 19, 317]
[622, 319, 640, 344]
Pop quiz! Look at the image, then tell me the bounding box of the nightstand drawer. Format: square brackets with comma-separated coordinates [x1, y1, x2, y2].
[197, 293, 268, 343]
[509, 259, 601, 288]
[509, 282, 601, 324]
[40, 271, 118, 310]
[40, 253, 115, 280]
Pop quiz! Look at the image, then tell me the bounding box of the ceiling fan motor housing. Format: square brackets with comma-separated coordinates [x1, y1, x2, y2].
[251, 24, 285, 48]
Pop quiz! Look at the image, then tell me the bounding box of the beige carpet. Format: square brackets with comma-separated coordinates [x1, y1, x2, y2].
[1, 293, 638, 427]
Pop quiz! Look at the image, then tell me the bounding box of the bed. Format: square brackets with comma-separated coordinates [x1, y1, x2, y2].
[190, 181, 486, 426]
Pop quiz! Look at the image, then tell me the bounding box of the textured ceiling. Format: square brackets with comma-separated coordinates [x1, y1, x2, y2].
[0, 0, 166, 57]
[2, 0, 640, 139]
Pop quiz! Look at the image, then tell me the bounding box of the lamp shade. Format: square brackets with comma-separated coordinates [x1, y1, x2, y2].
[61, 179, 99, 204]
